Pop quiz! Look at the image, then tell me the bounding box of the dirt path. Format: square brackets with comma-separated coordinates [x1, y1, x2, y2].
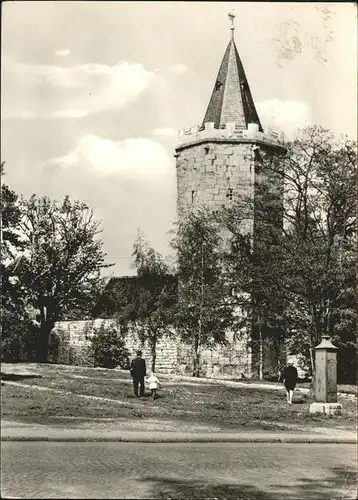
[2, 363, 356, 398]
[2, 380, 147, 408]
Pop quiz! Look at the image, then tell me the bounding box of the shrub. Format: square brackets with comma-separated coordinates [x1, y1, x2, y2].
[90, 324, 129, 369]
[1, 311, 24, 362]
[1, 310, 41, 362]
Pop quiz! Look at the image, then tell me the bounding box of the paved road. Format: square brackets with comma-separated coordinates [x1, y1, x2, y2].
[1, 442, 357, 499]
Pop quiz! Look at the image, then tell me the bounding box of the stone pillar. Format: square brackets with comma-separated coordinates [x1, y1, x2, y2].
[309, 335, 342, 415]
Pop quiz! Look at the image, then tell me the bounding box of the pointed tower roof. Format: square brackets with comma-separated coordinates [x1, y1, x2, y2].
[202, 14, 263, 131]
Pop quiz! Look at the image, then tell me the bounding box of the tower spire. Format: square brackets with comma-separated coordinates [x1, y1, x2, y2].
[201, 13, 262, 131]
[228, 10, 235, 40]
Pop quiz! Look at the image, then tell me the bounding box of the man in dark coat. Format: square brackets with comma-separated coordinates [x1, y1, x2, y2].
[282, 360, 298, 404]
[130, 350, 146, 397]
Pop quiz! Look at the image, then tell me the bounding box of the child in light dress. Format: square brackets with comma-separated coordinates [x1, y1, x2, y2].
[146, 371, 161, 400]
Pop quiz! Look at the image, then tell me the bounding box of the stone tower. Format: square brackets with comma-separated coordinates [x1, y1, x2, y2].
[175, 14, 287, 378]
[175, 14, 285, 218]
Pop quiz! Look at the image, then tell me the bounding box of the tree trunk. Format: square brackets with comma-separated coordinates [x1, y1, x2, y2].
[259, 325, 263, 380]
[150, 336, 157, 372]
[192, 243, 204, 378]
[38, 325, 51, 363]
[309, 344, 315, 378]
[192, 334, 200, 377]
[309, 344, 316, 398]
[38, 306, 55, 363]
[274, 335, 282, 381]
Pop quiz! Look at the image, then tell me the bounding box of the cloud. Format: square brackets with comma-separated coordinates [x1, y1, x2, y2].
[54, 48, 70, 57]
[44, 134, 172, 179]
[167, 63, 188, 76]
[152, 127, 177, 139]
[46, 109, 88, 118]
[257, 99, 312, 139]
[39, 134, 177, 276]
[2, 59, 154, 118]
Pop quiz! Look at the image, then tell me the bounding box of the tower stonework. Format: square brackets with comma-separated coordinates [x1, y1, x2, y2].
[175, 17, 287, 378]
[176, 136, 284, 220]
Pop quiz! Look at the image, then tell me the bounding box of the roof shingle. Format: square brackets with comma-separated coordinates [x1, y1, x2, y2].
[202, 39, 262, 131]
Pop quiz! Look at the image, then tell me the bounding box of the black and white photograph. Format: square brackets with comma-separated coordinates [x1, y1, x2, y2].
[1, 1, 357, 499]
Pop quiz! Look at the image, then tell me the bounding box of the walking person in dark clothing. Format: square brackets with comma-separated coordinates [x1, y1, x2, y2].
[130, 350, 146, 397]
[282, 360, 298, 404]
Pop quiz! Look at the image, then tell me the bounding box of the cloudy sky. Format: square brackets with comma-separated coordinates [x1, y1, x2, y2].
[2, 2, 357, 276]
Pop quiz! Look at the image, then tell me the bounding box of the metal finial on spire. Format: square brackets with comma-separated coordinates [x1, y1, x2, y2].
[228, 10, 235, 39]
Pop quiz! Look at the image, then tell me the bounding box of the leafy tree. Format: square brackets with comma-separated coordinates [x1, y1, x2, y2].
[90, 323, 130, 369]
[0, 164, 34, 361]
[92, 276, 139, 318]
[18, 195, 112, 362]
[279, 127, 356, 374]
[118, 232, 177, 372]
[218, 153, 288, 379]
[221, 127, 357, 377]
[171, 210, 236, 377]
[0, 163, 24, 262]
[220, 203, 285, 379]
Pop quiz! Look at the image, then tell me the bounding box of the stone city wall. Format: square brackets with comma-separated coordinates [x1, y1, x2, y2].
[51, 319, 253, 379]
[51, 319, 179, 373]
[176, 329, 253, 379]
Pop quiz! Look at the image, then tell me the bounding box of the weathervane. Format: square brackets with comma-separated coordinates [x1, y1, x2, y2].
[228, 10, 235, 39]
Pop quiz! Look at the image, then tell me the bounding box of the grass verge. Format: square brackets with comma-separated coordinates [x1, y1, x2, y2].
[1, 363, 356, 433]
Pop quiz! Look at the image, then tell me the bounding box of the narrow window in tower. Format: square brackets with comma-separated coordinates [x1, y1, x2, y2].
[204, 146, 210, 155]
[191, 190, 195, 203]
[226, 188, 233, 202]
[215, 80, 223, 91]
